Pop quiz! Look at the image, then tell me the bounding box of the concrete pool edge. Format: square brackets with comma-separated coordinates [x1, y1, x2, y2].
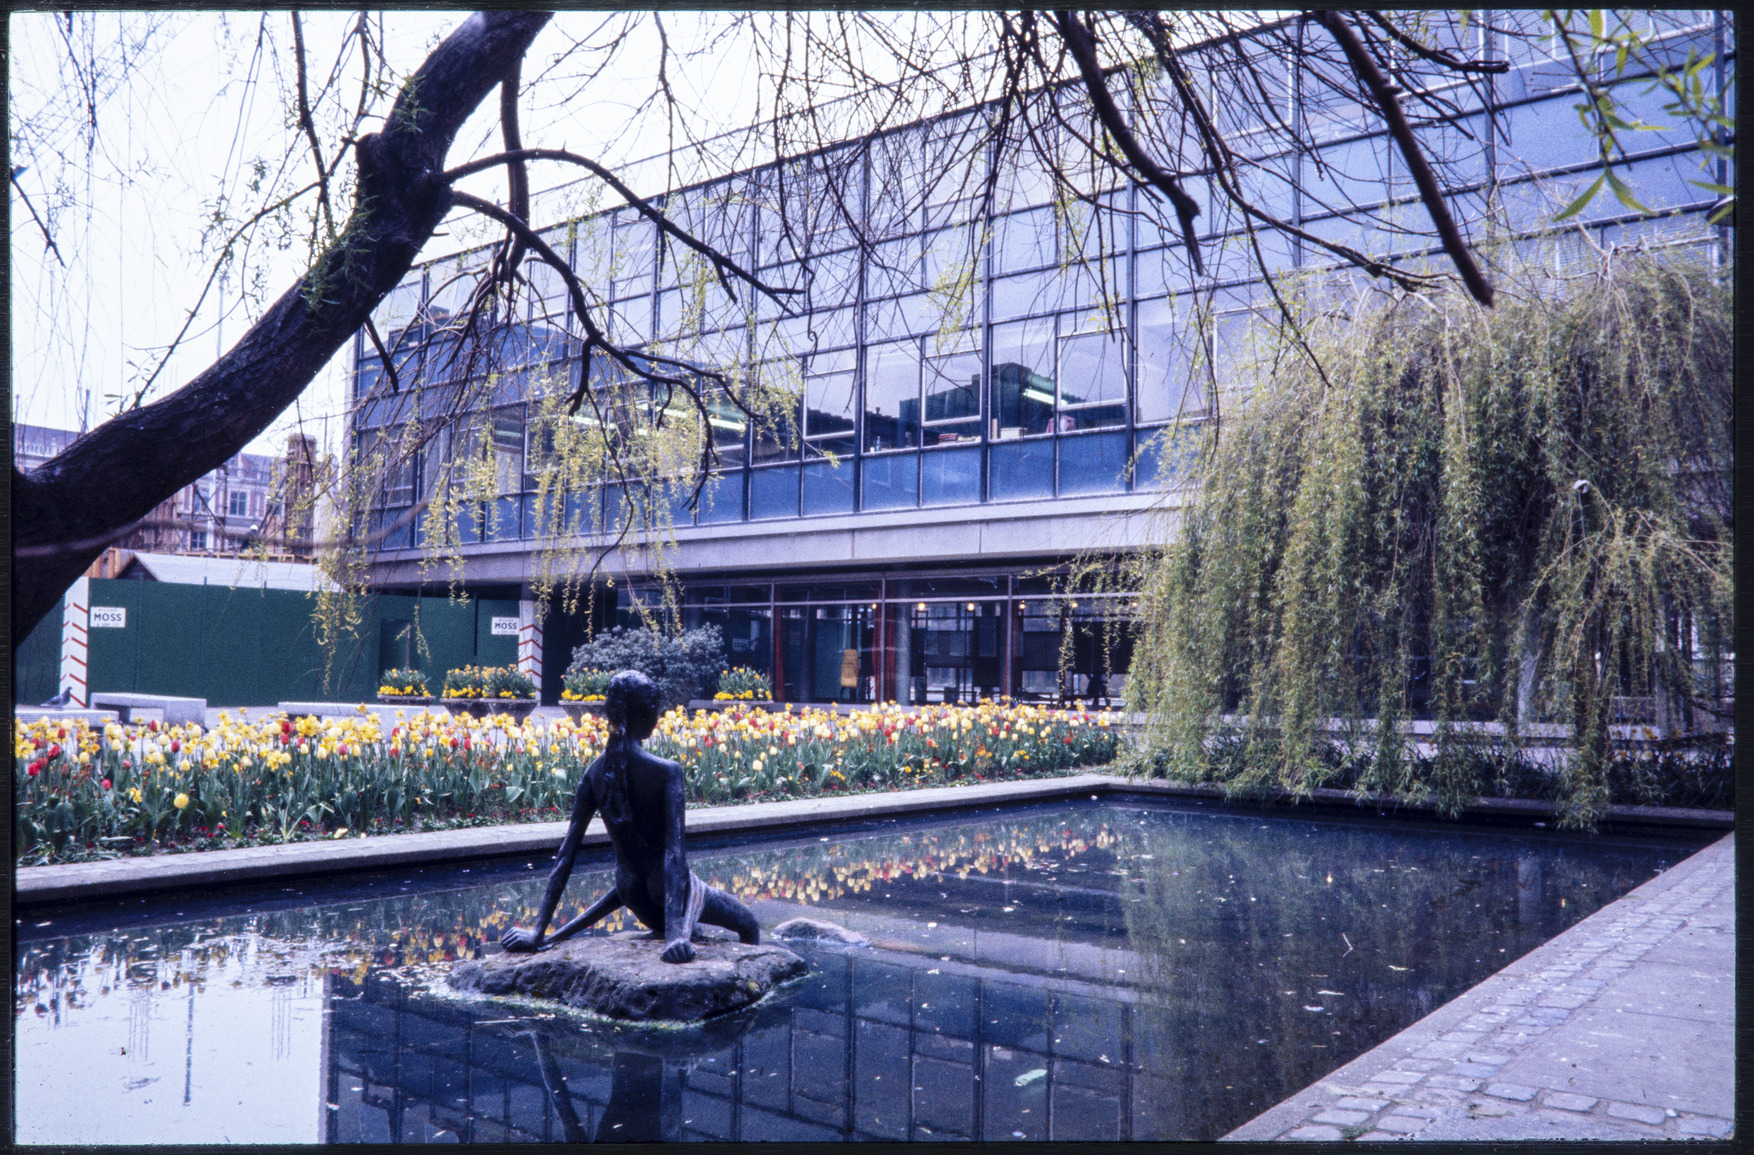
[1223, 831, 1735, 1142]
[14, 771, 1732, 909]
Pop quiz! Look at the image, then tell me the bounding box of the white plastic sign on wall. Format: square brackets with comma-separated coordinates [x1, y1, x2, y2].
[90, 606, 127, 628]
[491, 616, 521, 636]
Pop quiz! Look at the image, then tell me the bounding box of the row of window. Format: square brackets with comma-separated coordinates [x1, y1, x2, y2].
[354, 16, 1729, 537]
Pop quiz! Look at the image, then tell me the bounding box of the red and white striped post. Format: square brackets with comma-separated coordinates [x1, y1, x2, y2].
[517, 599, 543, 690]
[60, 576, 90, 707]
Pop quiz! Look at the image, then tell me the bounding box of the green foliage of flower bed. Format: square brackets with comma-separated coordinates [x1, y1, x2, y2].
[561, 667, 612, 702]
[715, 666, 772, 701]
[14, 701, 1122, 866]
[443, 665, 536, 700]
[378, 668, 429, 697]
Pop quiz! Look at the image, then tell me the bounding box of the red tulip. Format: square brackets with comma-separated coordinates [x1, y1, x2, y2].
[101, 779, 112, 790]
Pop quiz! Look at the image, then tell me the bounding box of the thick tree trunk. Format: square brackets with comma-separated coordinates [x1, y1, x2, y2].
[10, 11, 552, 646]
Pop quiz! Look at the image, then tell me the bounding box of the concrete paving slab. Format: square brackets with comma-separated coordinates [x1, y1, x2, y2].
[1224, 832, 1733, 1143]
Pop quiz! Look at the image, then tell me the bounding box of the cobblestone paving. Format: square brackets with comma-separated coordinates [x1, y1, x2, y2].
[1227, 834, 1733, 1142]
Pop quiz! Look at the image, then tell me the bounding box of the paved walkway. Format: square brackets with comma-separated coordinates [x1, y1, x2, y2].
[1225, 832, 1735, 1142]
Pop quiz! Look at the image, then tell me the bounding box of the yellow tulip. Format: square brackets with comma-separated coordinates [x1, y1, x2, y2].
[174, 792, 190, 810]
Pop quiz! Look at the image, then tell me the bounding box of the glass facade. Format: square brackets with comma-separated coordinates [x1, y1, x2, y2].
[353, 11, 1729, 538]
[353, 13, 1731, 706]
[657, 573, 1134, 705]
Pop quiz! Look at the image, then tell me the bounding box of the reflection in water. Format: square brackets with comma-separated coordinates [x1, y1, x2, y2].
[16, 801, 1702, 1142]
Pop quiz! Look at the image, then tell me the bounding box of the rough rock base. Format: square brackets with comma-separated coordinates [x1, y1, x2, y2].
[773, 916, 870, 946]
[448, 931, 807, 1023]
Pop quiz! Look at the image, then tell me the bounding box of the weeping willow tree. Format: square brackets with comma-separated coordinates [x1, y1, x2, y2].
[1125, 251, 1732, 827]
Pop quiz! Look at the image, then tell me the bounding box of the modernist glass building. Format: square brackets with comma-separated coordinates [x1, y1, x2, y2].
[352, 11, 1733, 706]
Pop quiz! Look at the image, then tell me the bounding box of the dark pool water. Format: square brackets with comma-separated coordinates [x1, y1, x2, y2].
[14, 798, 1709, 1143]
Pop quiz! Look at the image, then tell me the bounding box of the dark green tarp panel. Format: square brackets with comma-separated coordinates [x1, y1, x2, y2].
[73, 579, 511, 706]
[15, 597, 64, 705]
[475, 598, 521, 670]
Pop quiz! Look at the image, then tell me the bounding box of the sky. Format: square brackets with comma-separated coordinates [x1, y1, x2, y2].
[7, 11, 788, 461]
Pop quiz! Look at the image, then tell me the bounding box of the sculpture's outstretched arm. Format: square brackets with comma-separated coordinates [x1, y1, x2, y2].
[503, 765, 599, 952]
[658, 762, 697, 963]
[545, 884, 622, 946]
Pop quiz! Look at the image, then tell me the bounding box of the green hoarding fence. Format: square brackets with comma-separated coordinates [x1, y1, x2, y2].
[14, 580, 520, 708]
[16, 597, 64, 705]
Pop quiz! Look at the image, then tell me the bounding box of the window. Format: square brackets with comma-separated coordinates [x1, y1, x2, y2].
[492, 407, 524, 495]
[863, 340, 921, 452]
[1136, 296, 1208, 424]
[704, 388, 750, 468]
[611, 216, 654, 300]
[1056, 330, 1128, 431]
[995, 206, 1056, 274]
[803, 350, 857, 457]
[921, 352, 982, 445]
[188, 529, 207, 552]
[989, 318, 1055, 439]
[750, 465, 800, 519]
[750, 362, 801, 464]
[861, 450, 917, 510]
[227, 490, 249, 518]
[802, 459, 856, 516]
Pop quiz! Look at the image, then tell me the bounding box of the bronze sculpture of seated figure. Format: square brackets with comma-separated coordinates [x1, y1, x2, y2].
[501, 670, 761, 962]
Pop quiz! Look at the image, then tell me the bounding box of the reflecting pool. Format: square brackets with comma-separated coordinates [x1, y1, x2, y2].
[14, 799, 1709, 1143]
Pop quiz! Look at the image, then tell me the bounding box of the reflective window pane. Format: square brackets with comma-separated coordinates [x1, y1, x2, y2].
[1132, 425, 1203, 490]
[1135, 295, 1208, 423]
[989, 439, 1054, 501]
[990, 318, 1055, 439]
[802, 459, 856, 516]
[868, 235, 922, 298]
[921, 352, 982, 445]
[804, 349, 858, 457]
[861, 451, 918, 510]
[696, 470, 745, 523]
[863, 340, 921, 452]
[995, 206, 1055, 273]
[1058, 430, 1129, 496]
[921, 446, 982, 507]
[1057, 330, 1128, 431]
[750, 362, 801, 464]
[750, 464, 799, 520]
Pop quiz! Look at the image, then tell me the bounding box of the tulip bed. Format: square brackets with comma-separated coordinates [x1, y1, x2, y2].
[14, 701, 1121, 865]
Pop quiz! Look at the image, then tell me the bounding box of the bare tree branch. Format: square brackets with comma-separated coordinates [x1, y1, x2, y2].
[9, 166, 66, 266]
[444, 147, 802, 308]
[13, 11, 554, 642]
[1314, 9, 1495, 307]
[1053, 9, 1205, 275]
[1366, 11, 1508, 75]
[290, 11, 335, 237]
